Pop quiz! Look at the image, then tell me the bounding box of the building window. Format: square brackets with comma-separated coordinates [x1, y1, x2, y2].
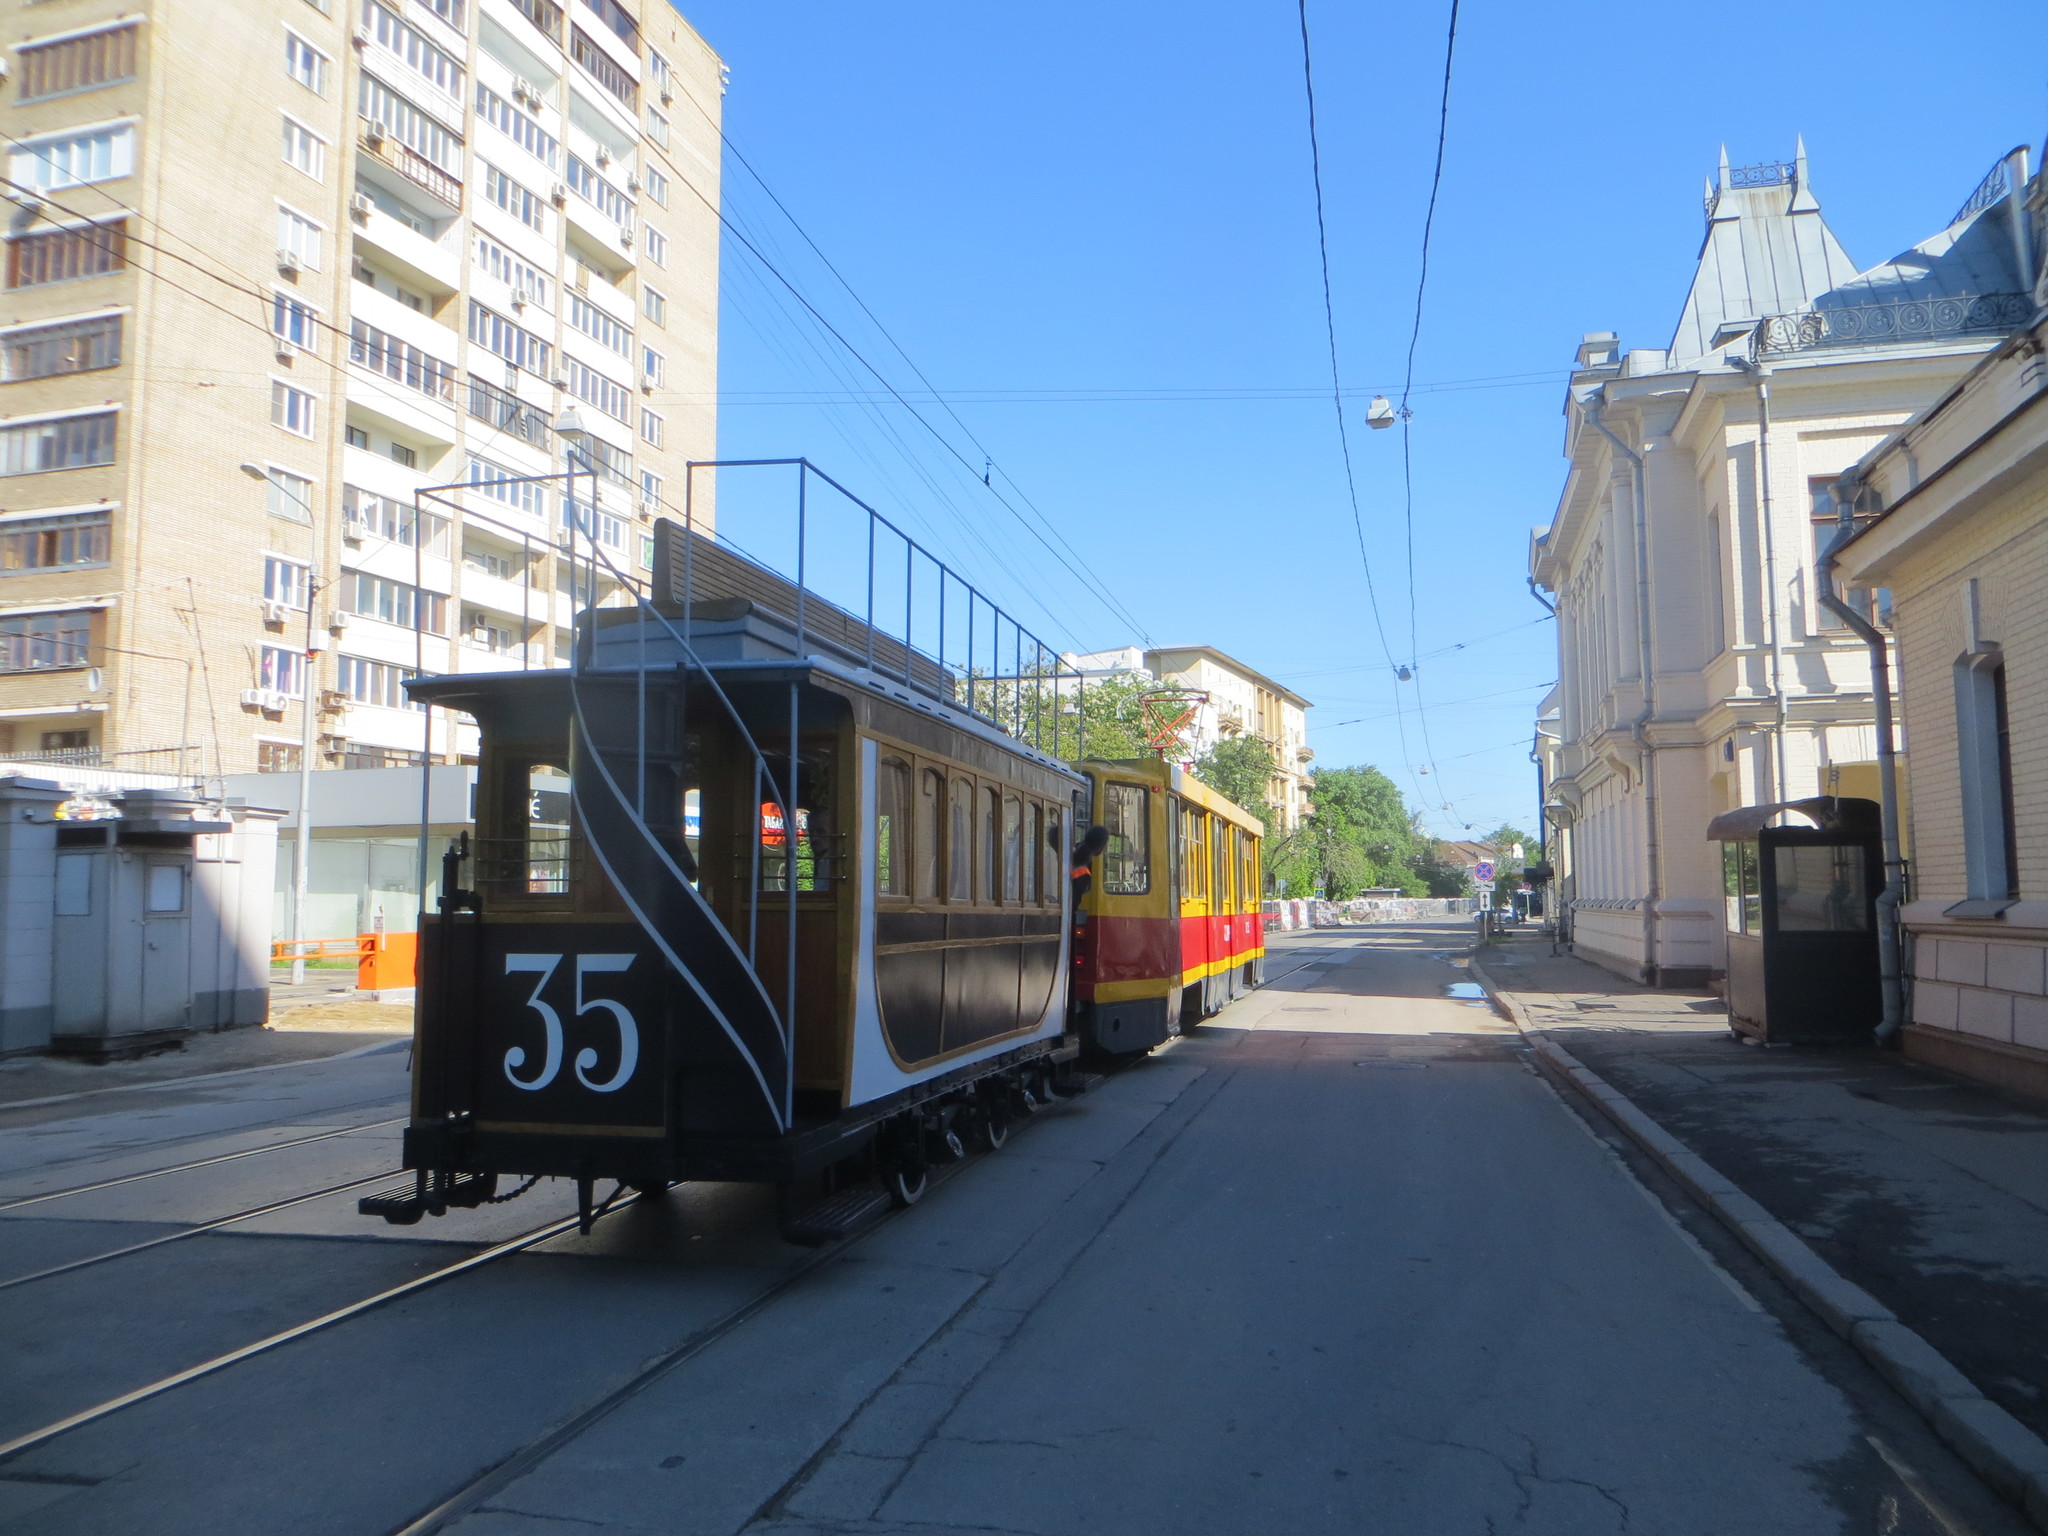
[278, 206, 323, 271]
[272, 293, 320, 353]
[468, 301, 551, 374]
[643, 227, 666, 267]
[565, 154, 631, 225]
[572, 433, 631, 487]
[266, 467, 314, 523]
[0, 610, 92, 672]
[463, 608, 523, 654]
[475, 84, 558, 168]
[10, 125, 136, 193]
[361, 1, 464, 96]
[1809, 478, 1885, 629]
[641, 283, 666, 325]
[569, 26, 635, 107]
[0, 511, 110, 574]
[1707, 511, 1727, 656]
[271, 381, 317, 437]
[415, 0, 463, 30]
[639, 468, 661, 510]
[876, 756, 909, 896]
[17, 25, 139, 102]
[467, 374, 552, 446]
[1956, 650, 2020, 902]
[482, 163, 546, 232]
[640, 408, 663, 447]
[282, 116, 325, 180]
[284, 30, 330, 94]
[344, 424, 370, 450]
[389, 441, 417, 468]
[644, 167, 668, 207]
[0, 412, 116, 476]
[358, 74, 462, 174]
[563, 356, 631, 421]
[256, 740, 302, 773]
[644, 106, 669, 147]
[260, 645, 307, 696]
[641, 345, 664, 387]
[1101, 780, 1150, 894]
[645, 47, 671, 91]
[7, 220, 126, 288]
[474, 235, 550, 307]
[566, 292, 631, 354]
[349, 320, 454, 400]
[343, 570, 446, 632]
[1, 315, 122, 381]
[560, 497, 625, 551]
[467, 454, 549, 517]
[344, 485, 450, 553]
[463, 537, 522, 580]
[263, 554, 311, 608]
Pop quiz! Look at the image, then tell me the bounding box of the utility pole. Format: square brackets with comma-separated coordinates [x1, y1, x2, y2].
[289, 566, 323, 986]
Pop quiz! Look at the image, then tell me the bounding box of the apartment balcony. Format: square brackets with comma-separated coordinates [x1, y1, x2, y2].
[457, 565, 557, 625]
[350, 202, 461, 293]
[500, 0, 564, 47]
[357, 124, 462, 213]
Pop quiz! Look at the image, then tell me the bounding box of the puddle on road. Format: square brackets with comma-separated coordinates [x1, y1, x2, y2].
[1445, 982, 1486, 1002]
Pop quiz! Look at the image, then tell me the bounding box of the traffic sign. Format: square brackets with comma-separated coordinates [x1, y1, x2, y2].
[1474, 860, 1495, 883]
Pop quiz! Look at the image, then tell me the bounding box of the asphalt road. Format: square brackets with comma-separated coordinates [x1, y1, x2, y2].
[0, 922, 2028, 1534]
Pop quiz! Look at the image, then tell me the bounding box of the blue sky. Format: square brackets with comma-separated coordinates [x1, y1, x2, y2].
[668, 0, 2042, 840]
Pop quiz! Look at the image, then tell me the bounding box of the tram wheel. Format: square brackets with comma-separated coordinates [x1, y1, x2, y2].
[886, 1164, 928, 1207]
[976, 1110, 1010, 1151]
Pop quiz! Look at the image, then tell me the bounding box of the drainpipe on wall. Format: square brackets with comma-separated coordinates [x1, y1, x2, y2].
[1732, 356, 1792, 805]
[1583, 390, 1663, 985]
[1818, 490, 1907, 1042]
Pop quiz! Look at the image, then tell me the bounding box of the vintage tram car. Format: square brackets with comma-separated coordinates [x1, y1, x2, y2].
[1072, 759, 1265, 1054]
[371, 520, 1090, 1236]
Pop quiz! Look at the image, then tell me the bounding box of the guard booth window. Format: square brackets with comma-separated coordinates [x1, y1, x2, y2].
[1723, 841, 1761, 933]
[1773, 844, 1868, 932]
[1101, 781, 1149, 894]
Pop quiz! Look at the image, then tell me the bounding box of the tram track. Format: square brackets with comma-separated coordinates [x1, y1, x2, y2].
[0, 1114, 408, 1213]
[0, 1168, 402, 1293]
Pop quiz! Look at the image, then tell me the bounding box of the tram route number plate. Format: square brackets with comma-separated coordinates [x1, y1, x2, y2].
[469, 924, 668, 1127]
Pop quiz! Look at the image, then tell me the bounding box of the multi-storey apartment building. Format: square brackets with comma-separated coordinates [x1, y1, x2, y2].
[1531, 144, 2033, 985]
[1064, 644, 1314, 829]
[0, 0, 720, 778]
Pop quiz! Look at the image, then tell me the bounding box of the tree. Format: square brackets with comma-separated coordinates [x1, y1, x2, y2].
[1477, 821, 1536, 906]
[1267, 765, 1427, 898]
[969, 668, 1192, 763]
[1192, 735, 1278, 828]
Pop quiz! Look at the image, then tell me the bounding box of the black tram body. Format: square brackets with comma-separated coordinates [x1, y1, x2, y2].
[386, 526, 1088, 1228]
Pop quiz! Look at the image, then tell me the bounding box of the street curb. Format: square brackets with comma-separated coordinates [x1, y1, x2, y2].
[1467, 950, 2048, 1531]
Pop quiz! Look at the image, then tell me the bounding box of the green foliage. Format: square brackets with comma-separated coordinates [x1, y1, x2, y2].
[1192, 735, 1278, 829]
[971, 668, 1191, 763]
[1268, 764, 1429, 898]
[1408, 849, 1474, 899]
[1477, 821, 1536, 906]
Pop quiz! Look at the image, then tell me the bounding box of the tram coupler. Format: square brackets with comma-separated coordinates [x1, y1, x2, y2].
[357, 1169, 497, 1225]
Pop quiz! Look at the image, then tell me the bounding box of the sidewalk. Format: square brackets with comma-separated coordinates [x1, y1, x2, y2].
[1473, 928, 2048, 1449]
[0, 987, 410, 1110]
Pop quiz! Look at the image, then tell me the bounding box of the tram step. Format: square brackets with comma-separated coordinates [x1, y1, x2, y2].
[1051, 1072, 1104, 1099]
[356, 1171, 496, 1225]
[781, 1188, 891, 1248]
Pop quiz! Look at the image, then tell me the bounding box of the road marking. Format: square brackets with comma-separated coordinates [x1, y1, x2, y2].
[1867, 1435, 1986, 1536]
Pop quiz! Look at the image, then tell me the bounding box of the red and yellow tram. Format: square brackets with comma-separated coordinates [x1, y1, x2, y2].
[1072, 759, 1264, 1054]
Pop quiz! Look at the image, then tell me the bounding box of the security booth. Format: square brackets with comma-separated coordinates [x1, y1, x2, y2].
[1710, 796, 1883, 1044]
[51, 788, 234, 1060]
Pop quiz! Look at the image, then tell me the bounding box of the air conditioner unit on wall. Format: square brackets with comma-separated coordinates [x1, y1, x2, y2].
[550, 183, 567, 206]
[275, 342, 297, 364]
[594, 146, 611, 167]
[318, 689, 350, 713]
[240, 688, 289, 713]
[350, 192, 375, 221]
[276, 248, 301, 277]
[259, 600, 289, 625]
[326, 610, 351, 632]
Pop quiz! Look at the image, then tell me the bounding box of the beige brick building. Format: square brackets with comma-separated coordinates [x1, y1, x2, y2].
[0, 0, 720, 778]
[1531, 143, 2033, 985]
[1836, 281, 2048, 1097]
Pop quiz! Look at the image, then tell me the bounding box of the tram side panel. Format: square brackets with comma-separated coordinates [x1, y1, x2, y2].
[1076, 772, 1181, 1054]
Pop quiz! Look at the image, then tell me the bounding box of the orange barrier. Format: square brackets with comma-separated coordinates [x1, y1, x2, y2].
[358, 930, 417, 991]
[270, 932, 418, 991]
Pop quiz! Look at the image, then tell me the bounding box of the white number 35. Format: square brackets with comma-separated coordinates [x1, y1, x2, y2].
[502, 953, 638, 1093]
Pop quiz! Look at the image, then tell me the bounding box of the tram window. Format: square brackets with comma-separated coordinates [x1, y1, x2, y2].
[1042, 806, 1063, 903]
[915, 767, 943, 901]
[1002, 794, 1023, 902]
[1023, 802, 1040, 903]
[683, 787, 701, 886]
[526, 763, 571, 895]
[761, 745, 836, 894]
[1101, 782, 1149, 895]
[948, 777, 973, 901]
[980, 786, 1000, 903]
[1214, 823, 1228, 910]
[876, 757, 910, 898]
